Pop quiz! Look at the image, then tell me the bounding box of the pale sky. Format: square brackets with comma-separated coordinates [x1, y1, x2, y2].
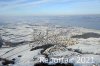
[0, 0, 100, 16]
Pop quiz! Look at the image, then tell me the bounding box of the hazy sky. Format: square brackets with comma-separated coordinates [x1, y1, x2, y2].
[0, 0, 100, 16]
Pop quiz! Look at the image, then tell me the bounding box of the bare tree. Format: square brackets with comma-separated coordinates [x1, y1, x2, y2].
[0, 35, 3, 47]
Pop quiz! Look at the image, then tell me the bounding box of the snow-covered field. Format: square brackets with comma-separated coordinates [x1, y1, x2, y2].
[0, 23, 100, 66]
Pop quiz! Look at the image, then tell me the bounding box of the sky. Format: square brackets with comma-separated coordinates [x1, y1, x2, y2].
[0, 0, 100, 16]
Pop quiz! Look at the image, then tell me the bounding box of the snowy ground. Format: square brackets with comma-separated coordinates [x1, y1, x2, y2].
[0, 24, 100, 66]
